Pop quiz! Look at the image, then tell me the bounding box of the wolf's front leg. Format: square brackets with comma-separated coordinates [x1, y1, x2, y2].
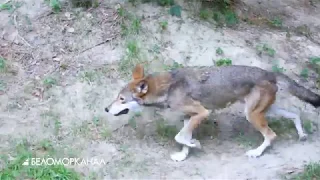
[174, 108, 210, 148]
[171, 119, 192, 161]
[174, 119, 202, 148]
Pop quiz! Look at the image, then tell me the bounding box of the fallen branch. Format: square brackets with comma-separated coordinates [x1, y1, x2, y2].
[79, 36, 117, 54]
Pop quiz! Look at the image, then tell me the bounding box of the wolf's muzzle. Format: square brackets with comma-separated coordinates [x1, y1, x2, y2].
[114, 108, 129, 116]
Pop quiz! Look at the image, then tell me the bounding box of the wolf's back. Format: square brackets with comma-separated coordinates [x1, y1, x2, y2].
[276, 73, 320, 108]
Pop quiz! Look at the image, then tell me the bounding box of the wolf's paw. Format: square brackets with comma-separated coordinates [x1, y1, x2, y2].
[190, 139, 202, 149]
[299, 133, 308, 141]
[170, 145, 190, 162]
[170, 151, 188, 162]
[245, 149, 263, 158]
[174, 134, 197, 148]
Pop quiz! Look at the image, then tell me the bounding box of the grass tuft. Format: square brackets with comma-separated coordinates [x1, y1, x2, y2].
[69, 0, 99, 8]
[45, 0, 61, 13]
[256, 43, 276, 57]
[0, 56, 7, 73]
[156, 119, 178, 139]
[215, 58, 232, 66]
[292, 162, 320, 180]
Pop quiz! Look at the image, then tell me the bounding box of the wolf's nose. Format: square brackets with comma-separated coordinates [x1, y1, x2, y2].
[105, 108, 109, 112]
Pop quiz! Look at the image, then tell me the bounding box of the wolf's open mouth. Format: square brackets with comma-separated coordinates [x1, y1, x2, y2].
[114, 108, 129, 116]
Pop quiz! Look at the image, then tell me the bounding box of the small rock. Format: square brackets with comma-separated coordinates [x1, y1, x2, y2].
[65, 12, 72, 20]
[67, 27, 75, 33]
[86, 13, 93, 19]
[53, 57, 61, 62]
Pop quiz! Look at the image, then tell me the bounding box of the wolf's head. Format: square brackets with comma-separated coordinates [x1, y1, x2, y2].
[105, 64, 149, 116]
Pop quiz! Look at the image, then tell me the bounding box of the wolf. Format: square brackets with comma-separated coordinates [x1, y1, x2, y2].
[105, 64, 320, 161]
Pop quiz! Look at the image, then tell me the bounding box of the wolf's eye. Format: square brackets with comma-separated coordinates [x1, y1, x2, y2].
[119, 97, 124, 101]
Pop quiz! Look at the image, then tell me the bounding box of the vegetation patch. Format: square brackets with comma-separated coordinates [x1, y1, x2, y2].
[198, 0, 238, 27]
[290, 162, 320, 180]
[268, 118, 296, 138]
[215, 58, 232, 66]
[73, 117, 111, 140]
[163, 61, 184, 71]
[69, 0, 99, 8]
[256, 43, 276, 57]
[0, 139, 81, 180]
[156, 119, 179, 139]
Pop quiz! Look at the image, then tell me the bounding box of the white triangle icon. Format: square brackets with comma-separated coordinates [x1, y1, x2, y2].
[22, 159, 29, 166]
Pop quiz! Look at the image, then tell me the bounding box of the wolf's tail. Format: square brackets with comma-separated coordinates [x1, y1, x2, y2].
[275, 73, 320, 108]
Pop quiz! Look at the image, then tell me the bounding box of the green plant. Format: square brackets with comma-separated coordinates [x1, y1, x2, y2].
[272, 64, 285, 73]
[0, 80, 6, 92]
[118, 8, 141, 37]
[0, 3, 13, 11]
[256, 44, 276, 57]
[69, 0, 99, 8]
[216, 47, 224, 55]
[291, 162, 320, 180]
[101, 127, 111, 139]
[224, 10, 238, 27]
[54, 119, 62, 135]
[169, 5, 181, 17]
[0, 57, 6, 72]
[118, 39, 145, 77]
[303, 120, 316, 134]
[45, 0, 61, 12]
[128, 0, 138, 5]
[269, 17, 282, 28]
[117, 6, 126, 17]
[268, 118, 295, 137]
[131, 17, 141, 34]
[81, 71, 97, 84]
[203, 0, 238, 27]
[300, 68, 309, 79]
[159, 21, 168, 30]
[310, 57, 320, 64]
[215, 58, 232, 66]
[156, 119, 178, 139]
[235, 132, 260, 148]
[43, 77, 57, 88]
[37, 139, 55, 154]
[199, 9, 210, 20]
[126, 40, 139, 58]
[157, 0, 174, 6]
[163, 61, 184, 70]
[0, 1, 23, 12]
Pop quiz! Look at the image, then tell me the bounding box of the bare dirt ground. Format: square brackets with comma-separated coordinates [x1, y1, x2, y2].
[1, 0, 320, 179]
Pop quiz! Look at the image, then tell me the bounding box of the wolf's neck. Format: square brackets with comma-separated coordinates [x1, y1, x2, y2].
[141, 72, 173, 106]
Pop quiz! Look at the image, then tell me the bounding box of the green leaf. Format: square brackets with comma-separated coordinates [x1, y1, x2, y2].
[169, 5, 181, 17]
[50, 0, 61, 12]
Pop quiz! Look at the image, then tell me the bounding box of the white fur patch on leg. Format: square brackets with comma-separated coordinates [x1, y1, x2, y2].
[174, 132, 197, 148]
[170, 146, 190, 162]
[174, 119, 201, 148]
[246, 138, 271, 158]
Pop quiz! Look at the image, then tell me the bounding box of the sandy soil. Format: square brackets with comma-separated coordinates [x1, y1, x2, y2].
[1, 0, 320, 179]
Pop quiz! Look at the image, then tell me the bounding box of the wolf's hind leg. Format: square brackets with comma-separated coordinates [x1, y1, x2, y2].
[244, 82, 277, 158]
[266, 104, 307, 141]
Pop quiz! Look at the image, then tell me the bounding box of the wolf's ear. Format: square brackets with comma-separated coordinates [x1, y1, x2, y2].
[135, 80, 148, 94]
[132, 64, 144, 80]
